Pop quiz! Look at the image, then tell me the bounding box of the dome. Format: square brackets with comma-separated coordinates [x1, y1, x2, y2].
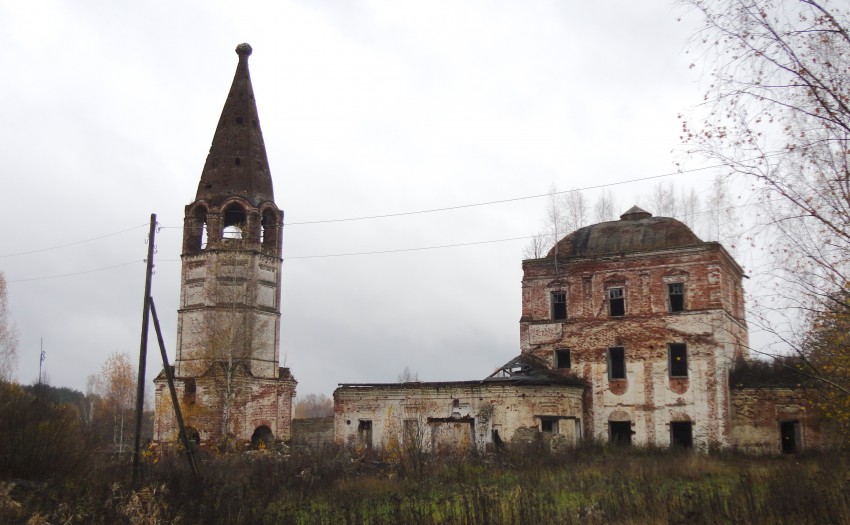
[545, 206, 703, 258]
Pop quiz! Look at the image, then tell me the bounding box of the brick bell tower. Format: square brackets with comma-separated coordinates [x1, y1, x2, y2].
[154, 44, 296, 448]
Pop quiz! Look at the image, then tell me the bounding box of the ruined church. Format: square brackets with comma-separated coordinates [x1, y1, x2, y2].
[335, 208, 828, 453]
[153, 44, 296, 447]
[152, 44, 827, 454]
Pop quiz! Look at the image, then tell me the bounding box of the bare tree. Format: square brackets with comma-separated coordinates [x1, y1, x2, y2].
[650, 182, 679, 218]
[0, 272, 18, 383]
[98, 352, 136, 459]
[562, 189, 589, 234]
[682, 0, 850, 408]
[79, 373, 98, 432]
[397, 366, 420, 383]
[678, 186, 701, 233]
[593, 188, 617, 223]
[522, 231, 548, 259]
[293, 393, 334, 418]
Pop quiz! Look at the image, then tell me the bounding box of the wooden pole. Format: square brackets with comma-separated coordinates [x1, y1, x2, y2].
[132, 213, 156, 486]
[149, 296, 200, 478]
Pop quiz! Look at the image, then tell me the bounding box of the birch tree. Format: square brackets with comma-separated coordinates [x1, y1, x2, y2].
[682, 0, 850, 419]
[0, 273, 18, 383]
[98, 352, 136, 459]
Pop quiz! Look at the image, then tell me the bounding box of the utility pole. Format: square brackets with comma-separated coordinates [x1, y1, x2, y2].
[132, 214, 157, 486]
[38, 338, 45, 387]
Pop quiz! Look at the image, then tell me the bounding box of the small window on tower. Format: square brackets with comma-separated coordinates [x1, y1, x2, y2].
[551, 291, 567, 320]
[609, 287, 625, 317]
[555, 349, 571, 369]
[668, 283, 685, 312]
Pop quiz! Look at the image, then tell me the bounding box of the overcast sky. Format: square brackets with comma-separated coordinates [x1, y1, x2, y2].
[0, 1, 742, 398]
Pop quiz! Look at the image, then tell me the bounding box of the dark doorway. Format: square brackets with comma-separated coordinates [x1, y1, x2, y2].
[251, 425, 274, 450]
[670, 421, 693, 448]
[609, 421, 632, 445]
[358, 420, 373, 449]
[780, 421, 801, 453]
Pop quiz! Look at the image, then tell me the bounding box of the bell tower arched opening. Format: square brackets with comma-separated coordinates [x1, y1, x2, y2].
[261, 208, 279, 250]
[223, 203, 246, 240]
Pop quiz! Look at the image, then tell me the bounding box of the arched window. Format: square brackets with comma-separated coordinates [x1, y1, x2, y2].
[223, 203, 246, 240]
[187, 206, 208, 253]
[261, 209, 278, 248]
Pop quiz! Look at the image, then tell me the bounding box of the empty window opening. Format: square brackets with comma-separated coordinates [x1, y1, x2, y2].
[551, 291, 567, 320]
[189, 206, 208, 252]
[403, 419, 420, 445]
[261, 209, 277, 248]
[223, 203, 246, 240]
[251, 425, 274, 450]
[236, 116, 244, 125]
[183, 378, 196, 405]
[668, 283, 685, 312]
[555, 349, 571, 369]
[670, 421, 693, 448]
[234, 157, 241, 166]
[358, 420, 373, 449]
[540, 418, 559, 434]
[781, 421, 801, 454]
[608, 346, 626, 380]
[669, 343, 688, 378]
[609, 421, 632, 445]
[609, 287, 625, 317]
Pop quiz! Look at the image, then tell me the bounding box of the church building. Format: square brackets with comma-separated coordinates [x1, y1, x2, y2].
[335, 208, 828, 453]
[153, 44, 296, 448]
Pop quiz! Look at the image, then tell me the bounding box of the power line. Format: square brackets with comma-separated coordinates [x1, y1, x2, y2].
[284, 235, 531, 259]
[7, 260, 142, 283]
[0, 223, 149, 258]
[283, 163, 727, 226]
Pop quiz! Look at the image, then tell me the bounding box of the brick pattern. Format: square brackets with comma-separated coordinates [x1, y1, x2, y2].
[520, 242, 748, 448]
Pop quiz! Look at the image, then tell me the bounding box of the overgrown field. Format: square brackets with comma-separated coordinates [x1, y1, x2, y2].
[4, 445, 849, 524]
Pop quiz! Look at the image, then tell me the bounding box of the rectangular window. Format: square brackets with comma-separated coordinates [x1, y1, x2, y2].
[609, 421, 632, 445]
[669, 343, 688, 378]
[540, 418, 559, 433]
[670, 421, 693, 448]
[608, 287, 625, 317]
[403, 419, 419, 444]
[608, 346, 626, 379]
[555, 349, 571, 369]
[183, 378, 196, 405]
[668, 283, 685, 312]
[551, 292, 567, 320]
[358, 420, 373, 449]
[780, 421, 801, 453]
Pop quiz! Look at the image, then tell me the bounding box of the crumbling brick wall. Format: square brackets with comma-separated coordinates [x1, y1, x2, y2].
[520, 241, 748, 448]
[333, 382, 584, 451]
[729, 387, 832, 453]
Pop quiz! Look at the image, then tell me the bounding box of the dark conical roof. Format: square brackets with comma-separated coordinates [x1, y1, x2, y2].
[196, 43, 274, 206]
[545, 208, 703, 258]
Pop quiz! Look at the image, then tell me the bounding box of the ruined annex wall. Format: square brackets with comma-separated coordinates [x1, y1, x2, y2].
[520, 245, 747, 448]
[730, 387, 830, 454]
[154, 372, 295, 445]
[334, 382, 583, 452]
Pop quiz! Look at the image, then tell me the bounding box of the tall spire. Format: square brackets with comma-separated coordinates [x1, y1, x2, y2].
[196, 43, 274, 206]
